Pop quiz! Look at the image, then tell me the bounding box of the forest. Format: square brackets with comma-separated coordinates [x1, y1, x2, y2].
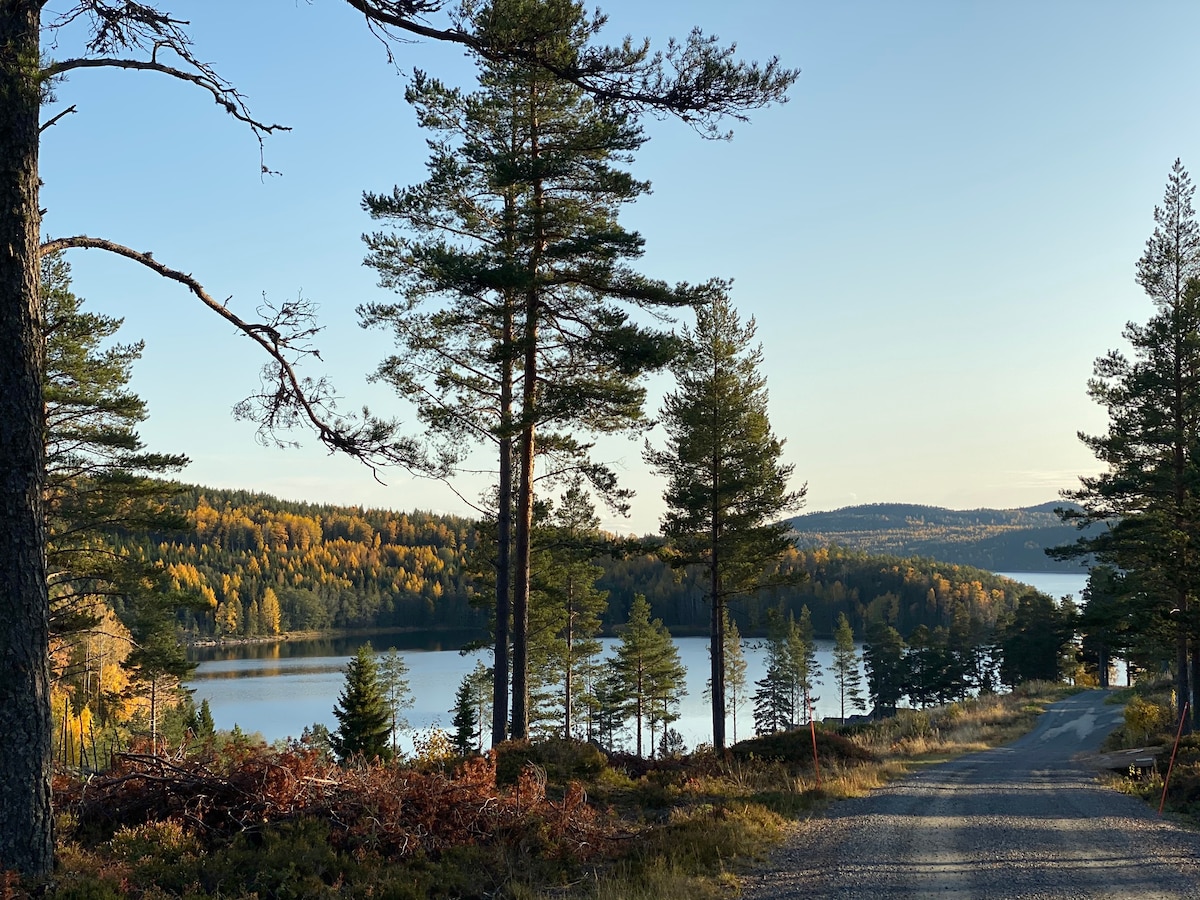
[106, 484, 1031, 643]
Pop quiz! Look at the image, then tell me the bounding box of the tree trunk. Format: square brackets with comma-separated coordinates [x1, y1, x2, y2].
[492, 423, 512, 746]
[0, 2, 54, 876]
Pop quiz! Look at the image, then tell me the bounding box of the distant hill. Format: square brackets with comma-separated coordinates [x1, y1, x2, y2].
[788, 502, 1094, 573]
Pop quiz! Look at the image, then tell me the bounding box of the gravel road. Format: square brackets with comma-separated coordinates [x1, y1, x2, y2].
[739, 691, 1200, 899]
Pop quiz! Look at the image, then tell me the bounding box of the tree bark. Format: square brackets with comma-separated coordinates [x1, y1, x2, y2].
[0, 1, 54, 876]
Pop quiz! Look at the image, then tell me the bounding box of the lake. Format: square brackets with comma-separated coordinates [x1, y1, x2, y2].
[186, 570, 1089, 753]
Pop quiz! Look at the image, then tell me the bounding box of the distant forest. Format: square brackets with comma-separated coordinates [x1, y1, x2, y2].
[110, 486, 1042, 643]
[788, 502, 1095, 573]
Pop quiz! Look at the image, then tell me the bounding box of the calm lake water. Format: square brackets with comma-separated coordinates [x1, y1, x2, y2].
[186, 570, 1089, 753]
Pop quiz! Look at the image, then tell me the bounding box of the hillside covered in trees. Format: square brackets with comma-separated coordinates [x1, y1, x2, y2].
[108, 485, 1031, 643]
[788, 502, 1095, 573]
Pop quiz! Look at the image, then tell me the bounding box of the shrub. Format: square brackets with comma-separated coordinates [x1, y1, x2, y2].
[1124, 695, 1175, 745]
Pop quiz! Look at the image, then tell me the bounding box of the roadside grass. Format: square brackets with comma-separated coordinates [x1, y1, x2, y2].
[22, 684, 1077, 900]
[1095, 676, 1200, 827]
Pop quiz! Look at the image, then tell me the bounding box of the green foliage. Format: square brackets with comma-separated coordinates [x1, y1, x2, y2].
[645, 292, 805, 750]
[730, 726, 875, 769]
[613, 595, 687, 757]
[831, 613, 866, 722]
[331, 644, 393, 763]
[495, 736, 607, 786]
[1055, 159, 1200, 726]
[863, 621, 907, 715]
[451, 661, 492, 755]
[377, 647, 414, 756]
[998, 592, 1074, 687]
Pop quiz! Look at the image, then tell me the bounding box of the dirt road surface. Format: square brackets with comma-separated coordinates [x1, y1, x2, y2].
[740, 691, 1200, 899]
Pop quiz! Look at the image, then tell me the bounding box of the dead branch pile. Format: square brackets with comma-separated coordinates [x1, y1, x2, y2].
[59, 747, 615, 861]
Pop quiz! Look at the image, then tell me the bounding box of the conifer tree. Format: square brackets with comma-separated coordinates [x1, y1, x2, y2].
[787, 606, 822, 725]
[361, 0, 721, 743]
[612, 595, 686, 758]
[832, 613, 866, 723]
[752, 616, 793, 735]
[863, 621, 907, 717]
[378, 647, 415, 756]
[705, 612, 749, 743]
[42, 252, 191, 638]
[646, 291, 805, 750]
[1054, 159, 1200, 730]
[452, 661, 492, 755]
[331, 643, 393, 763]
[1, 0, 795, 874]
[527, 479, 609, 738]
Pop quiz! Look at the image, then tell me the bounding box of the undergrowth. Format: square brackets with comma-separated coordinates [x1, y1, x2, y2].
[8, 684, 1076, 899]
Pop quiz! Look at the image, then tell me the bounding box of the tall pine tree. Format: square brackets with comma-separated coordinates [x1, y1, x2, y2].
[646, 291, 805, 750]
[1054, 159, 1200, 730]
[361, 0, 720, 742]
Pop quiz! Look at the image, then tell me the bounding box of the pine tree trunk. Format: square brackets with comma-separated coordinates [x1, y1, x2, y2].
[0, 2, 54, 876]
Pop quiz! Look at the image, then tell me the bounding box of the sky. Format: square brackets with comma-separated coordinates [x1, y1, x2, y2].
[36, 1, 1200, 535]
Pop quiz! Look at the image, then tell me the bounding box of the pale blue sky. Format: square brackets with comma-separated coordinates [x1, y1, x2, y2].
[38, 1, 1200, 534]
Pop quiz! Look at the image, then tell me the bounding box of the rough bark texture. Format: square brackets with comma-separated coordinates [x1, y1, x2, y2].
[0, 0, 54, 877]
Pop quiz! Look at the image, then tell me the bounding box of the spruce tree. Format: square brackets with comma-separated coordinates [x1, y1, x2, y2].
[787, 606, 822, 725]
[863, 622, 907, 717]
[645, 291, 806, 750]
[451, 662, 492, 755]
[331, 643, 393, 763]
[832, 613, 866, 723]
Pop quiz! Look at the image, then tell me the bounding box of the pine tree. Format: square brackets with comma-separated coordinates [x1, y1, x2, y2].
[787, 606, 822, 725]
[709, 612, 749, 743]
[527, 479, 609, 738]
[612, 595, 686, 758]
[378, 647, 415, 756]
[330, 643, 393, 763]
[42, 251, 191, 638]
[832, 613, 866, 723]
[645, 291, 806, 750]
[1054, 159, 1200, 730]
[361, 0, 725, 743]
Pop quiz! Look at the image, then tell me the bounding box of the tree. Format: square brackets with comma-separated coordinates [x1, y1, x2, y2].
[831, 613, 865, 723]
[451, 661, 493, 755]
[705, 611, 749, 742]
[645, 291, 806, 750]
[999, 592, 1075, 688]
[377, 647, 415, 756]
[863, 621, 907, 718]
[1, 0, 794, 875]
[527, 479, 609, 739]
[1054, 159, 1200, 730]
[330, 643, 393, 763]
[787, 606, 822, 725]
[361, 0, 741, 744]
[42, 252, 191, 637]
[612, 595, 686, 758]
[752, 613, 795, 735]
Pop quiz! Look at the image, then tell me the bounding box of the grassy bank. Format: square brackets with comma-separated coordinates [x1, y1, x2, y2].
[15, 684, 1077, 900]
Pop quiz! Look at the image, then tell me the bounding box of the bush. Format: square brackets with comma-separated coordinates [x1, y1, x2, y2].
[494, 737, 606, 786]
[729, 727, 874, 769]
[1124, 695, 1175, 745]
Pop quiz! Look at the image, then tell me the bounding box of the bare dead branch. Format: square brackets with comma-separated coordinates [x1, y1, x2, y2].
[39, 235, 424, 474]
[42, 57, 288, 137]
[40, 104, 77, 132]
